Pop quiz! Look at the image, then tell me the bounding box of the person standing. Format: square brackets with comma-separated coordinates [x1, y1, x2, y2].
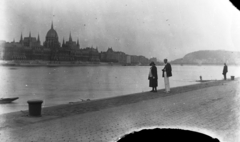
[148, 62, 158, 92]
[162, 59, 172, 93]
[222, 63, 228, 80]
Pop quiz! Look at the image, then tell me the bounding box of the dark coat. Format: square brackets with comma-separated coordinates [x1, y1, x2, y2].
[149, 66, 158, 87]
[151, 66, 158, 79]
[223, 65, 228, 75]
[162, 63, 172, 77]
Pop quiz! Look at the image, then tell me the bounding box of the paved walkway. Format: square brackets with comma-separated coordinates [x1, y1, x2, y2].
[0, 79, 239, 142]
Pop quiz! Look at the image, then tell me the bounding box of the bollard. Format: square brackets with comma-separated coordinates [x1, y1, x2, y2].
[231, 76, 235, 80]
[200, 76, 202, 81]
[27, 100, 43, 117]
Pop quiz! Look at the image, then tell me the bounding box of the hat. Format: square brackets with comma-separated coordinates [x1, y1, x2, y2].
[150, 62, 155, 66]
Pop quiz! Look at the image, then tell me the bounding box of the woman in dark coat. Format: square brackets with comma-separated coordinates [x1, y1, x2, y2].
[148, 62, 158, 92]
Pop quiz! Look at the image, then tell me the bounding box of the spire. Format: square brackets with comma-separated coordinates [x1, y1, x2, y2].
[29, 32, 31, 44]
[69, 32, 72, 42]
[37, 33, 40, 42]
[20, 32, 23, 43]
[37, 33, 40, 45]
[62, 38, 65, 47]
[51, 21, 53, 29]
[77, 38, 80, 48]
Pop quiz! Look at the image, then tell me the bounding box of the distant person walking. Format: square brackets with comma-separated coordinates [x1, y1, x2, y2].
[222, 63, 228, 80]
[162, 59, 172, 93]
[148, 62, 158, 92]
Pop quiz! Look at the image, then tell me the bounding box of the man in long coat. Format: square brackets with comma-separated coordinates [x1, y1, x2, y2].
[222, 63, 228, 80]
[162, 59, 172, 93]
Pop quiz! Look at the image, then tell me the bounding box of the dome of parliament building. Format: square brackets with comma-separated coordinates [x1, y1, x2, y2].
[46, 26, 58, 38]
[44, 22, 60, 49]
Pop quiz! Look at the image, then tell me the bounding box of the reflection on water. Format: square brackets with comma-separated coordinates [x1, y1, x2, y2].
[0, 65, 239, 114]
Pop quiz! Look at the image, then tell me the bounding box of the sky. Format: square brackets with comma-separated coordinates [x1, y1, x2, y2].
[0, 0, 240, 61]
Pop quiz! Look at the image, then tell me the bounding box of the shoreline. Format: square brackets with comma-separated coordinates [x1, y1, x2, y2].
[41, 79, 233, 116]
[2, 60, 240, 67]
[0, 79, 209, 115]
[171, 63, 240, 67]
[0, 78, 236, 128]
[1, 79, 234, 117]
[0, 60, 124, 67]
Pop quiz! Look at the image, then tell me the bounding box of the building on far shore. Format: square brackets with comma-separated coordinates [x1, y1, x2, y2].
[0, 22, 99, 62]
[0, 22, 156, 65]
[149, 57, 157, 63]
[100, 47, 154, 66]
[100, 47, 119, 63]
[126, 55, 131, 65]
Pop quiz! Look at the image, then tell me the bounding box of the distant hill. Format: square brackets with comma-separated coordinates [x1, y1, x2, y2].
[171, 50, 240, 65]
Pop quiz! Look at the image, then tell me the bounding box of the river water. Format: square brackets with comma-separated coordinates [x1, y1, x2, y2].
[0, 65, 239, 114]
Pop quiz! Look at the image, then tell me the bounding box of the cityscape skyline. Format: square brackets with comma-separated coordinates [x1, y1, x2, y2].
[1, 0, 240, 60]
[1, 21, 151, 58]
[0, 22, 159, 65]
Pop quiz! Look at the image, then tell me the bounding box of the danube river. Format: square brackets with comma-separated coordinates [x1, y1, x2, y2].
[0, 65, 239, 114]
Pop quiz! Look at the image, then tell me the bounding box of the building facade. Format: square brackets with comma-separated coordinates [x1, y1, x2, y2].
[0, 22, 153, 65]
[0, 22, 100, 62]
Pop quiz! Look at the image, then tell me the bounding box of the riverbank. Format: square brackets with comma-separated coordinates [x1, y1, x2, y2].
[0, 79, 222, 122]
[0, 60, 124, 67]
[0, 78, 239, 142]
[3, 65, 235, 115]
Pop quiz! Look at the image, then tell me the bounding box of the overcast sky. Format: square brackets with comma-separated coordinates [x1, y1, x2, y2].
[0, 0, 240, 60]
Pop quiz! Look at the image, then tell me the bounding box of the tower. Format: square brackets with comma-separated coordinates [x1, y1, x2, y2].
[19, 32, 23, 43]
[77, 38, 80, 48]
[62, 38, 65, 47]
[29, 32, 32, 46]
[51, 21, 53, 29]
[37, 33, 40, 45]
[69, 32, 72, 42]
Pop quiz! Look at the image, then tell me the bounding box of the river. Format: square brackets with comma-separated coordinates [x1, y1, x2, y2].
[0, 65, 239, 114]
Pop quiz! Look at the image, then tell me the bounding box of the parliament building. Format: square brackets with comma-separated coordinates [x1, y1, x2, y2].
[0, 22, 100, 62]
